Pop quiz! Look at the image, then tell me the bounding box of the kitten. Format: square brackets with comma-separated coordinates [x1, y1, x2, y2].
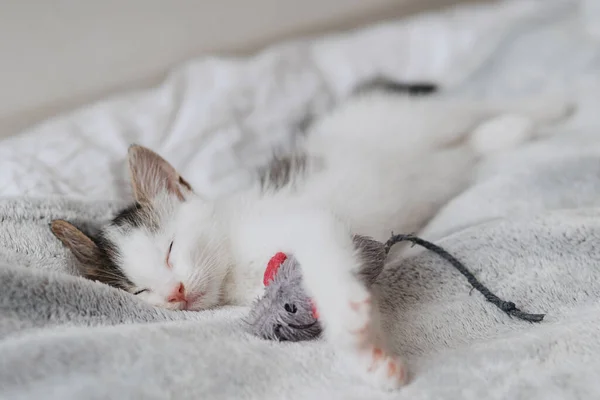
[52, 88, 572, 389]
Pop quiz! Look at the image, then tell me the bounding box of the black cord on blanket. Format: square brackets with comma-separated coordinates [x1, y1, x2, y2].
[384, 233, 545, 323]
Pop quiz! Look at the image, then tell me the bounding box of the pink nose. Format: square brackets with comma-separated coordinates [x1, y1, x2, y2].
[167, 282, 186, 303]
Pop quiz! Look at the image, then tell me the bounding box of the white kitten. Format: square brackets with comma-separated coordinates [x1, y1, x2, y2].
[52, 90, 571, 390]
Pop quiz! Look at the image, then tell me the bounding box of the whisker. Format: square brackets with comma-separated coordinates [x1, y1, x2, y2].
[86, 270, 127, 281]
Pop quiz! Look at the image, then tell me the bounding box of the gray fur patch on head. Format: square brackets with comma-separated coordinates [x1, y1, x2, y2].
[51, 219, 134, 291]
[110, 202, 160, 233]
[51, 200, 172, 292]
[92, 233, 134, 291]
[96, 199, 173, 286]
[246, 235, 386, 342]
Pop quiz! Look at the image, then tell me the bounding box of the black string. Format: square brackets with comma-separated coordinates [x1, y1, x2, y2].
[384, 233, 545, 323]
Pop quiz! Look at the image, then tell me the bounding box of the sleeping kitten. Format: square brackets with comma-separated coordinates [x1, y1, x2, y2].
[52, 87, 572, 390]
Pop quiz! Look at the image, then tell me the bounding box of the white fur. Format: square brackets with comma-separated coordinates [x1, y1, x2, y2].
[112, 91, 572, 389]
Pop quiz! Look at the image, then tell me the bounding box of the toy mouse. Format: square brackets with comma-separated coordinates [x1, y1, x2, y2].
[247, 235, 386, 341]
[246, 233, 545, 342]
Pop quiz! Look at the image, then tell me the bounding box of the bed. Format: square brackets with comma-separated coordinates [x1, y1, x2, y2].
[1, 0, 600, 398]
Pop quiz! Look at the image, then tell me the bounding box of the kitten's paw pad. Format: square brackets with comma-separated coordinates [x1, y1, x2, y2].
[363, 346, 407, 390]
[344, 294, 372, 337]
[325, 283, 372, 347]
[348, 297, 371, 319]
[349, 297, 371, 310]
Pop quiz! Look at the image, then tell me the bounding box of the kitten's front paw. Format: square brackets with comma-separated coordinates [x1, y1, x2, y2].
[325, 279, 373, 347]
[309, 267, 407, 390]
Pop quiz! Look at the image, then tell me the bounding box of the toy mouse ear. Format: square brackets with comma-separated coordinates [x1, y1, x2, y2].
[263, 252, 287, 286]
[310, 299, 319, 320]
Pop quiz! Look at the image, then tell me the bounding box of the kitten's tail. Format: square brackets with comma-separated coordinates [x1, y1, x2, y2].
[352, 76, 438, 96]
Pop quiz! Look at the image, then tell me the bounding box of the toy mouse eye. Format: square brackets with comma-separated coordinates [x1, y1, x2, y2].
[166, 241, 174, 269]
[284, 303, 297, 314]
[133, 289, 149, 295]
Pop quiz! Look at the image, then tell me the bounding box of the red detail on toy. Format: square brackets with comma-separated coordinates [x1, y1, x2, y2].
[310, 299, 319, 320]
[264, 252, 288, 286]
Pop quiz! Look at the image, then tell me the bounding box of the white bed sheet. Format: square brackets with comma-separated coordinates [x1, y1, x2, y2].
[0, 0, 588, 202]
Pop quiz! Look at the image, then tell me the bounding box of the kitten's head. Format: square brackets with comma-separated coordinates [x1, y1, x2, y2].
[51, 145, 232, 311]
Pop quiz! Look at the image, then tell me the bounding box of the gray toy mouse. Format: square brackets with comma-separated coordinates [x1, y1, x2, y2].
[246, 233, 545, 342]
[246, 235, 387, 342]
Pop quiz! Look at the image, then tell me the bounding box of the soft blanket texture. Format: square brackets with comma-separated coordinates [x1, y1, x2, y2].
[2, 0, 600, 399]
[0, 0, 574, 200]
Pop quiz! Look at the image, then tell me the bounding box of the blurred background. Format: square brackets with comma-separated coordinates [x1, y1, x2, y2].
[0, 0, 488, 139]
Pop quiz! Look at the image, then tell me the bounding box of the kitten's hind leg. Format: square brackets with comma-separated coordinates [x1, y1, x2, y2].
[468, 95, 575, 156]
[509, 95, 575, 126]
[482, 94, 575, 132]
[468, 114, 537, 155]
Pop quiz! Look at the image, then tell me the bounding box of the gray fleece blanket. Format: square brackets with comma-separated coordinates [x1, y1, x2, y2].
[2, 140, 600, 400]
[3, 2, 600, 398]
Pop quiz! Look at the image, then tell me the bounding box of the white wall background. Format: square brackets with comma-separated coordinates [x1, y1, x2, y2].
[0, 0, 486, 138]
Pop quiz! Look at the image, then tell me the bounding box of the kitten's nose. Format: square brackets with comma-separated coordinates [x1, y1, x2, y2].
[167, 282, 186, 303]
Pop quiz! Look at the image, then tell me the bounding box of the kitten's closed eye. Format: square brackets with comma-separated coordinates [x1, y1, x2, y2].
[133, 241, 173, 296]
[166, 241, 174, 269]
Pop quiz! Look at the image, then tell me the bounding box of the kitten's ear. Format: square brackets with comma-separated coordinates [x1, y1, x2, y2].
[127, 145, 194, 203]
[51, 220, 101, 267]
